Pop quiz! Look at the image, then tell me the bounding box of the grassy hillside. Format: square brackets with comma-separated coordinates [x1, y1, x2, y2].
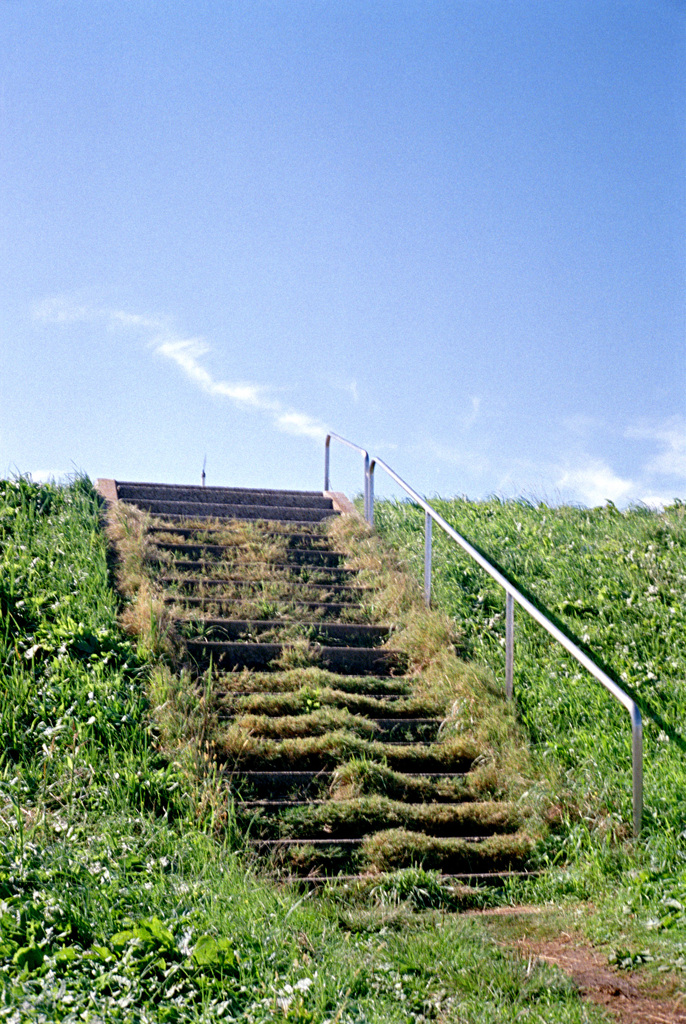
[374, 497, 686, 968]
[0, 478, 610, 1023]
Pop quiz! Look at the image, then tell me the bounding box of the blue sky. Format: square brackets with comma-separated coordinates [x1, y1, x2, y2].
[1, 0, 684, 507]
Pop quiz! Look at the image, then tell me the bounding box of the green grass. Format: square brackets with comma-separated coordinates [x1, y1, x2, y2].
[0, 477, 613, 1022]
[373, 495, 686, 971]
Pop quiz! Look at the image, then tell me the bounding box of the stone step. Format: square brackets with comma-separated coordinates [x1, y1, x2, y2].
[238, 798, 521, 841]
[217, 691, 430, 716]
[160, 576, 369, 597]
[149, 526, 332, 547]
[164, 595, 360, 618]
[266, 830, 534, 876]
[186, 640, 405, 675]
[228, 771, 335, 799]
[116, 482, 334, 510]
[215, 740, 475, 774]
[159, 560, 352, 581]
[124, 498, 337, 522]
[153, 542, 345, 566]
[217, 674, 414, 697]
[272, 870, 541, 887]
[228, 770, 468, 799]
[222, 710, 441, 742]
[238, 799, 327, 808]
[183, 619, 390, 647]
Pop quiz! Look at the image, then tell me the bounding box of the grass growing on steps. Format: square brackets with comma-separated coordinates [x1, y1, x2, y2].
[216, 686, 444, 718]
[213, 726, 482, 771]
[0, 477, 610, 1022]
[238, 794, 524, 839]
[330, 758, 474, 802]
[216, 666, 414, 695]
[325, 512, 535, 804]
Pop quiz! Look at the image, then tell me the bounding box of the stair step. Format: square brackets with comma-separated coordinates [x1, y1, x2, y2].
[149, 526, 332, 547]
[153, 543, 345, 566]
[159, 560, 352, 580]
[360, 718, 442, 741]
[164, 596, 360, 618]
[228, 771, 334, 799]
[267, 830, 534, 875]
[215, 741, 476, 773]
[253, 834, 494, 847]
[160, 576, 368, 594]
[183, 620, 390, 646]
[220, 715, 441, 742]
[226, 769, 469, 800]
[187, 640, 405, 675]
[126, 498, 337, 522]
[238, 800, 325, 808]
[238, 798, 521, 841]
[273, 870, 541, 886]
[117, 483, 335, 509]
[214, 674, 413, 696]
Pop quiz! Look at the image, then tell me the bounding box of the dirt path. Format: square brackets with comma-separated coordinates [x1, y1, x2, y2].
[467, 907, 685, 1024]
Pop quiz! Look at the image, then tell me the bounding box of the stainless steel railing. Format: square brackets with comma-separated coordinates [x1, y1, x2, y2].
[325, 432, 643, 836]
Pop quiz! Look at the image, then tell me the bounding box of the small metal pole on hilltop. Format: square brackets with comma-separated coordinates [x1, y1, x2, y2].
[201, 456, 206, 488]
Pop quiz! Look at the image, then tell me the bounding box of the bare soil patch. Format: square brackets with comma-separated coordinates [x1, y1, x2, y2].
[469, 907, 685, 1024]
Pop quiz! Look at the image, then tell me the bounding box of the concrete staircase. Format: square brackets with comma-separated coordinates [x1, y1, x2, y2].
[99, 479, 535, 885]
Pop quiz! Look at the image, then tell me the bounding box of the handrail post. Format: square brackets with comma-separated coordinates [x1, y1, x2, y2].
[424, 511, 432, 607]
[324, 434, 331, 492]
[368, 460, 375, 526]
[505, 591, 514, 701]
[631, 705, 643, 837]
[363, 452, 370, 522]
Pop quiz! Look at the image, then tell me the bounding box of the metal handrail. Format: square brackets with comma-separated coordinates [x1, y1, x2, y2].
[324, 433, 371, 521]
[325, 437, 643, 836]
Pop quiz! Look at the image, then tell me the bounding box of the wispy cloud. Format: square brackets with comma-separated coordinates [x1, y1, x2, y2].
[626, 416, 686, 481]
[154, 338, 266, 408]
[555, 458, 635, 507]
[35, 299, 328, 443]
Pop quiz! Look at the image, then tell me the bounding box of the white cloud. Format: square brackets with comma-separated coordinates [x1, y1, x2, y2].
[275, 411, 327, 441]
[638, 494, 674, 511]
[152, 337, 266, 408]
[556, 458, 635, 507]
[35, 297, 328, 443]
[626, 416, 686, 481]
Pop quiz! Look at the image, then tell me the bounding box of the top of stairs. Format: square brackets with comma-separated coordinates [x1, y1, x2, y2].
[97, 479, 347, 523]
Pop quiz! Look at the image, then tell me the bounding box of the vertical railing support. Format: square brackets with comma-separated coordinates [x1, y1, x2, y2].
[631, 706, 643, 838]
[368, 460, 375, 527]
[505, 591, 514, 700]
[324, 435, 331, 492]
[424, 512, 432, 607]
[363, 452, 370, 523]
